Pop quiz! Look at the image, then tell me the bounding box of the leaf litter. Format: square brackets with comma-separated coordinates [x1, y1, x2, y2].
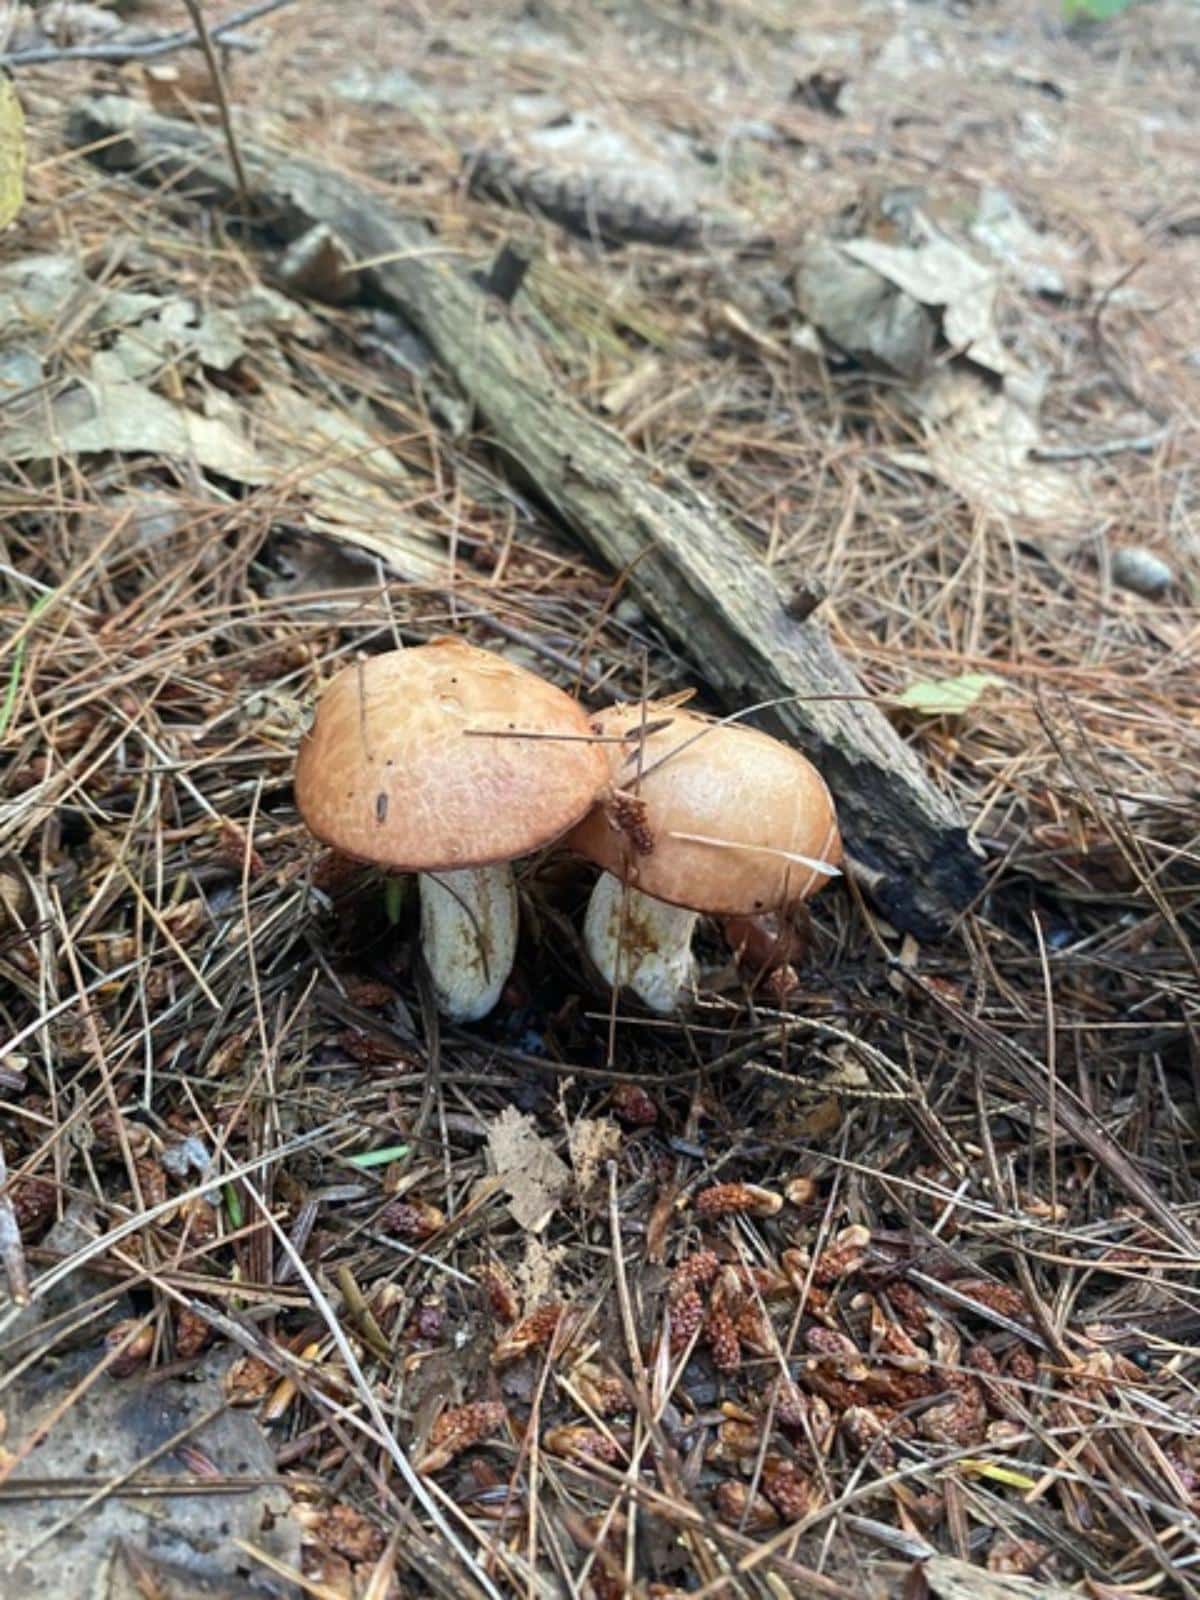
[1, 0, 1198, 1595]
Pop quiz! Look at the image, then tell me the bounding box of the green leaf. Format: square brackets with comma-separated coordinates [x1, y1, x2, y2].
[894, 672, 1005, 717]
[0, 592, 55, 739]
[1063, 0, 1134, 20]
[383, 876, 406, 925]
[223, 1182, 244, 1229]
[347, 1144, 410, 1169]
[958, 1458, 1039, 1490]
[0, 79, 25, 231]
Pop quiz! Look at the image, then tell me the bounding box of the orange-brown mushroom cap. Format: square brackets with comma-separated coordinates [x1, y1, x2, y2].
[295, 638, 607, 871]
[567, 704, 841, 916]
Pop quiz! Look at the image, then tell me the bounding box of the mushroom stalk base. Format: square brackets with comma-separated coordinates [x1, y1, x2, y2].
[584, 871, 699, 1014]
[419, 865, 519, 1022]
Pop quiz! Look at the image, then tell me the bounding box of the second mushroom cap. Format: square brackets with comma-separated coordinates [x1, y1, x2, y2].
[567, 704, 842, 914]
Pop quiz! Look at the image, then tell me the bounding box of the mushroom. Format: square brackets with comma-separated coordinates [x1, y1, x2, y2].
[295, 638, 607, 1022]
[567, 704, 842, 1013]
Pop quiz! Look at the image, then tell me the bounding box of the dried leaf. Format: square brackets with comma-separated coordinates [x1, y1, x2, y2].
[895, 673, 1005, 717]
[0, 80, 26, 231]
[795, 236, 935, 380]
[568, 1116, 622, 1194]
[844, 219, 1013, 376]
[892, 364, 1086, 526]
[924, 1554, 1083, 1600]
[970, 187, 1077, 297]
[486, 1107, 570, 1233]
[957, 1458, 1038, 1489]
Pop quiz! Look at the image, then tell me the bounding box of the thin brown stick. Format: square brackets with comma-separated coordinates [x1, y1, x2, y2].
[178, 0, 254, 218]
[0, 0, 297, 67]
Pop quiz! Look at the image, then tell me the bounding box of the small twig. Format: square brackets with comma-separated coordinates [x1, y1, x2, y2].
[664, 829, 842, 878]
[0, 0, 297, 68]
[0, 1140, 30, 1305]
[178, 0, 254, 217]
[1030, 427, 1170, 462]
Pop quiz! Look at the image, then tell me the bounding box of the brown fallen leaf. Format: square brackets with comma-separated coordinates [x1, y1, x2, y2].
[568, 1115, 622, 1194]
[486, 1107, 570, 1233]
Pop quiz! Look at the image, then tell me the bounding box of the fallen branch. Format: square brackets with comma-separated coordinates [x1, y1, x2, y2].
[0, 0, 296, 69]
[68, 96, 984, 937]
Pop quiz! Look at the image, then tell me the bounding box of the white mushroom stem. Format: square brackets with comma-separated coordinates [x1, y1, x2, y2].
[583, 870, 699, 1014]
[418, 865, 519, 1022]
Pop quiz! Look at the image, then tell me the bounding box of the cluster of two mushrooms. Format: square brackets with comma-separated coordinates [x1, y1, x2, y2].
[295, 639, 842, 1021]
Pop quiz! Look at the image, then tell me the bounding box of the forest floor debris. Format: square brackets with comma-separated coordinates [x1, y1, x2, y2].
[1, 0, 1199, 1595]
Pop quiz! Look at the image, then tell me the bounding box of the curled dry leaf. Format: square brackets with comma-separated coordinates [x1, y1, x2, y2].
[734, 1300, 777, 1356]
[805, 1325, 870, 1382]
[417, 1400, 507, 1473]
[988, 1536, 1052, 1576]
[733, 1263, 792, 1300]
[696, 1182, 783, 1219]
[177, 1196, 219, 1244]
[105, 1319, 155, 1377]
[224, 1353, 278, 1406]
[866, 1300, 929, 1370]
[174, 1306, 212, 1361]
[773, 1379, 834, 1445]
[786, 1224, 871, 1288]
[714, 1479, 780, 1531]
[571, 1361, 630, 1417]
[543, 1425, 624, 1464]
[487, 1106, 571, 1234]
[784, 1175, 817, 1208]
[918, 1374, 988, 1447]
[475, 1261, 520, 1324]
[840, 1404, 911, 1468]
[707, 1417, 763, 1469]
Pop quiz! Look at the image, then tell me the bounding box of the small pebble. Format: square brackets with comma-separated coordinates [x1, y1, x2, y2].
[1111, 546, 1173, 598]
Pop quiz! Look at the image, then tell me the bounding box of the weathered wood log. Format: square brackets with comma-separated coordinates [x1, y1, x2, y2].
[68, 97, 983, 937]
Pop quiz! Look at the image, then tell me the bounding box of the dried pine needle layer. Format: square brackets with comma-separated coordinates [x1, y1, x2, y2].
[1, 0, 1198, 1594]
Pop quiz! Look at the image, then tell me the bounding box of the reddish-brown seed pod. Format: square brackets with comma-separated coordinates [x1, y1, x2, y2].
[696, 1183, 783, 1219]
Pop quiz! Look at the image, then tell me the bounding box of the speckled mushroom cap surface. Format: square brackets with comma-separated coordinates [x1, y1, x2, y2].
[295, 638, 608, 871]
[567, 703, 842, 916]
